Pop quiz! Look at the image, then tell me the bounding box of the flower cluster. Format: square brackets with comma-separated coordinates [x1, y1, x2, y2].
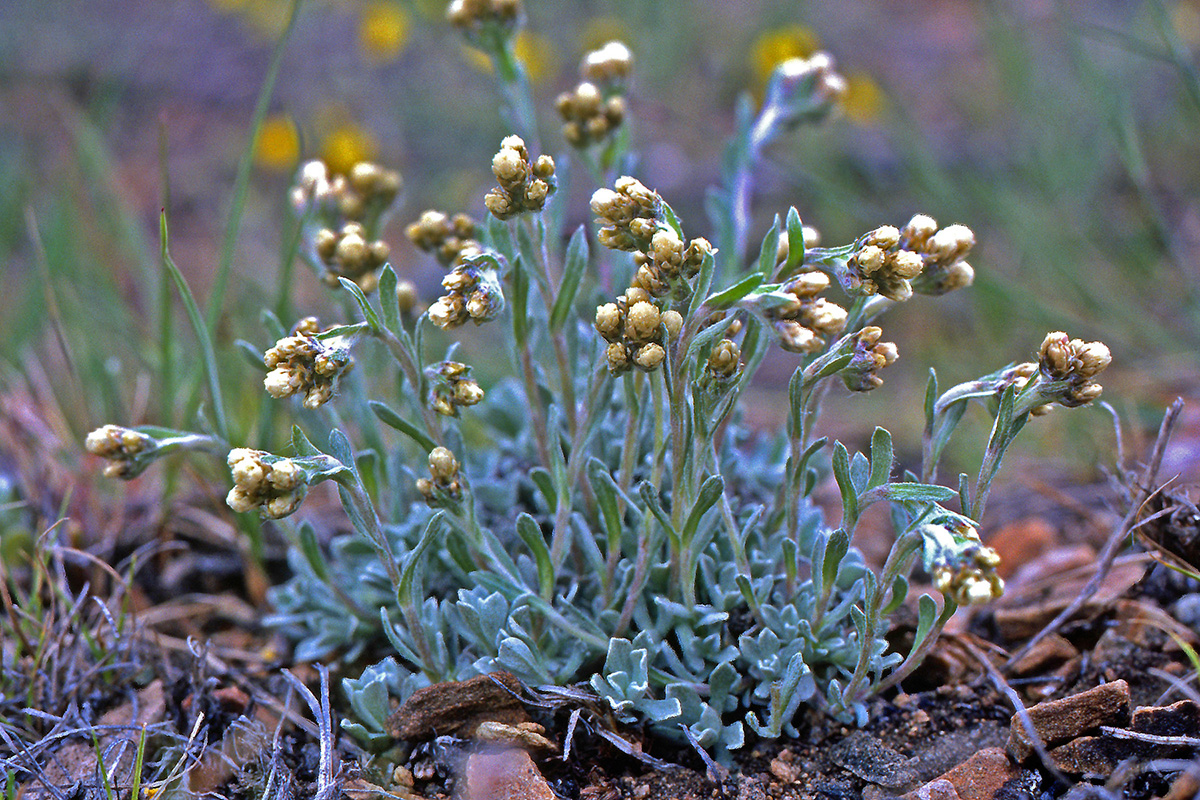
[557, 41, 632, 149]
[263, 318, 355, 409]
[427, 257, 506, 329]
[845, 217, 975, 302]
[427, 361, 485, 416]
[590, 176, 663, 252]
[840, 326, 898, 392]
[766, 271, 848, 354]
[483, 136, 556, 220]
[406, 210, 482, 267]
[764, 52, 847, 129]
[706, 338, 742, 381]
[446, 0, 521, 38]
[290, 160, 402, 221]
[920, 519, 1005, 606]
[1037, 332, 1111, 407]
[416, 446, 462, 504]
[629, 230, 712, 299]
[85, 424, 155, 479]
[314, 221, 391, 292]
[595, 289, 684, 373]
[226, 449, 309, 519]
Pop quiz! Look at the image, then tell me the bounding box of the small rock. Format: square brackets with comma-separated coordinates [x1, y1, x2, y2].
[910, 778, 961, 800]
[1008, 634, 1078, 678]
[1131, 700, 1200, 737]
[464, 749, 556, 800]
[1007, 680, 1131, 762]
[987, 517, 1056, 579]
[1046, 736, 1126, 777]
[904, 748, 1017, 800]
[473, 720, 557, 751]
[830, 731, 920, 789]
[768, 748, 804, 783]
[388, 671, 528, 740]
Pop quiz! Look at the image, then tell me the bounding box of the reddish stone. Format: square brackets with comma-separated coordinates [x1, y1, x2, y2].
[1007, 680, 1131, 762]
[465, 749, 556, 800]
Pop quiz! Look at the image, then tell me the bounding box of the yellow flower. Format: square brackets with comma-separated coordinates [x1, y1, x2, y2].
[321, 124, 378, 176]
[255, 113, 300, 172]
[459, 30, 559, 84]
[750, 24, 820, 89]
[513, 30, 560, 86]
[843, 70, 884, 125]
[359, 2, 411, 63]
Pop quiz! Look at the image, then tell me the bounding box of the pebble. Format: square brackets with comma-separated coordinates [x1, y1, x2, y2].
[1007, 679, 1131, 762]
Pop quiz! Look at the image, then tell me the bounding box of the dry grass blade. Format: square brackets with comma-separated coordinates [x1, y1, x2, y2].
[1003, 397, 1184, 672]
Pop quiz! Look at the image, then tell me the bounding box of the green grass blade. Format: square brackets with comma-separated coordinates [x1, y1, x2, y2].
[205, 0, 305, 335]
[161, 212, 229, 442]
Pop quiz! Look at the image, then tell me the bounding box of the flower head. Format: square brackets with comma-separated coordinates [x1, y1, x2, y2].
[1035, 332, 1111, 407]
[839, 326, 898, 392]
[484, 136, 556, 220]
[225, 448, 311, 519]
[263, 320, 355, 409]
[313, 221, 390, 293]
[85, 425, 156, 479]
[919, 516, 1004, 606]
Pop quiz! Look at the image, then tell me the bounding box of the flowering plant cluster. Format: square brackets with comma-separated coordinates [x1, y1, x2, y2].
[86, 0, 1112, 761]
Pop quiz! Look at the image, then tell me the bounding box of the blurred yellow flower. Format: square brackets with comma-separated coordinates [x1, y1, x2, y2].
[359, 2, 411, 63]
[513, 30, 560, 86]
[459, 30, 560, 86]
[256, 113, 301, 171]
[582, 16, 632, 51]
[322, 124, 378, 176]
[750, 24, 820, 88]
[843, 71, 884, 125]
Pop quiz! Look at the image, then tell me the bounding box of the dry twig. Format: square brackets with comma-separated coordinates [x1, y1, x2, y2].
[1003, 398, 1184, 672]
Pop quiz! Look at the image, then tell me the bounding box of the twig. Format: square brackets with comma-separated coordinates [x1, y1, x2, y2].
[281, 666, 339, 800]
[680, 724, 728, 783]
[1003, 398, 1184, 672]
[1100, 726, 1200, 748]
[959, 637, 1071, 788]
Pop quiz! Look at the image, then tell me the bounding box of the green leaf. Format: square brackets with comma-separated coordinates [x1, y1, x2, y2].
[550, 226, 588, 331]
[958, 473, 971, 514]
[831, 442, 858, 524]
[234, 339, 269, 373]
[369, 400, 436, 453]
[682, 475, 724, 554]
[869, 483, 958, 503]
[328, 429, 358, 478]
[686, 249, 718, 322]
[637, 481, 678, 545]
[924, 368, 938, 429]
[868, 427, 893, 489]
[297, 521, 330, 583]
[757, 214, 781, 277]
[378, 264, 401, 334]
[398, 512, 445, 607]
[338, 277, 381, 333]
[821, 529, 849, 594]
[587, 458, 625, 551]
[881, 575, 909, 616]
[703, 273, 763, 310]
[910, 594, 939, 654]
[516, 513, 555, 597]
[529, 468, 557, 514]
[660, 198, 684, 239]
[291, 425, 323, 457]
[783, 207, 806, 275]
[511, 249, 530, 346]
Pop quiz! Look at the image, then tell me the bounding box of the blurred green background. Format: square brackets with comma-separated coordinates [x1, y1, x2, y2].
[1, 0, 1198, 498]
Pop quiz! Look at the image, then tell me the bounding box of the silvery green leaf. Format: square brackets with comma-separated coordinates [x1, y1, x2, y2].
[550, 226, 588, 331]
[337, 277, 381, 333]
[868, 428, 893, 489]
[757, 215, 781, 278]
[369, 401, 436, 453]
